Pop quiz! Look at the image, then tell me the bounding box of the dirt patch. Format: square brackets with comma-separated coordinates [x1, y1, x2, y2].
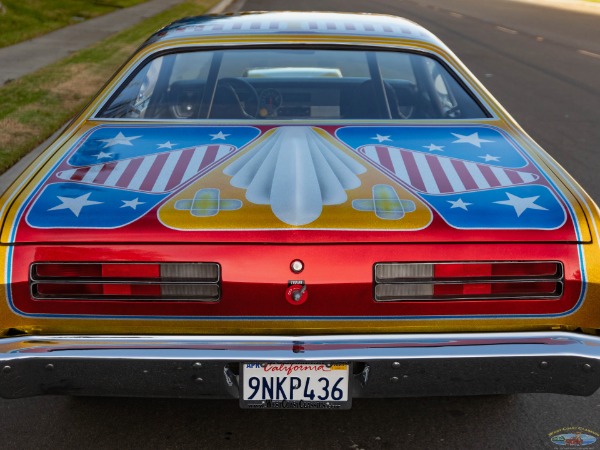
[0, 118, 37, 149]
[50, 64, 108, 110]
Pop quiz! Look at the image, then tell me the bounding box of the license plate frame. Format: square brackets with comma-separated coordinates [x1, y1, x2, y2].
[239, 362, 352, 410]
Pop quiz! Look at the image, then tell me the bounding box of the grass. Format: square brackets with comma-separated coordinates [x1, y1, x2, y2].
[0, 0, 219, 174]
[0, 0, 154, 48]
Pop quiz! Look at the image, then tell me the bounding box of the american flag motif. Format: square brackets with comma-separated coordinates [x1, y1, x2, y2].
[360, 145, 539, 194]
[56, 144, 233, 193]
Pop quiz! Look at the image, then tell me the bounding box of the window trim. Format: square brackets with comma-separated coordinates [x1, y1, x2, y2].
[94, 43, 494, 121]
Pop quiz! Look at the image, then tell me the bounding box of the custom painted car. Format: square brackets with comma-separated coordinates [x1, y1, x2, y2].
[1, 11, 599, 408]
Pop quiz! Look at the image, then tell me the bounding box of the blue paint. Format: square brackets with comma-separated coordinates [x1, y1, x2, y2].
[68, 125, 260, 166]
[337, 125, 567, 230]
[337, 125, 528, 168]
[421, 185, 566, 230]
[26, 183, 167, 229]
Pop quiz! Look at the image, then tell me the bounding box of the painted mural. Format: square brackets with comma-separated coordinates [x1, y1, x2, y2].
[23, 124, 568, 233]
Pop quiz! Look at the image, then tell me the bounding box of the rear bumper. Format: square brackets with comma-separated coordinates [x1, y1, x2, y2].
[1, 331, 599, 399]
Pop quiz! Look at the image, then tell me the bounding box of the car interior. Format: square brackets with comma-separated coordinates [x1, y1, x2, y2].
[98, 47, 490, 121]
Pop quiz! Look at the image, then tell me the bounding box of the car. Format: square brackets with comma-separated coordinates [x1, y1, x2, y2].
[1, 11, 599, 409]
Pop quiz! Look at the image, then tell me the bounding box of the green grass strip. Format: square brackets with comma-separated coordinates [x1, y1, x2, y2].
[0, 0, 152, 49]
[0, 0, 219, 174]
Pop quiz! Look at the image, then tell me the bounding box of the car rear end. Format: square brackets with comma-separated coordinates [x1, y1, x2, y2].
[1, 12, 600, 407]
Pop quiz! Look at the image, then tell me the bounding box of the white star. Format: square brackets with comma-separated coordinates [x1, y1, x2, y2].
[98, 132, 141, 148]
[92, 151, 113, 159]
[451, 132, 493, 148]
[494, 192, 548, 217]
[48, 192, 103, 217]
[479, 154, 500, 162]
[157, 141, 176, 149]
[371, 134, 391, 143]
[423, 143, 444, 152]
[121, 198, 145, 210]
[210, 131, 230, 140]
[448, 198, 472, 211]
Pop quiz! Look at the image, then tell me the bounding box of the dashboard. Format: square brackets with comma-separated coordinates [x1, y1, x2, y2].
[258, 87, 341, 119]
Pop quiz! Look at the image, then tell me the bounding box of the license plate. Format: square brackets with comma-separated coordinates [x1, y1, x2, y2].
[240, 363, 351, 409]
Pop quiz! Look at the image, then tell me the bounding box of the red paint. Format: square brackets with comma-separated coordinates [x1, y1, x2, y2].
[93, 161, 117, 185]
[165, 148, 195, 190]
[139, 152, 169, 191]
[115, 157, 143, 189]
[451, 158, 478, 191]
[425, 154, 453, 193]
[10, 243, 583, 318]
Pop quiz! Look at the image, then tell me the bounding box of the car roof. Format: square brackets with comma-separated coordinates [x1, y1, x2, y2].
[143, 11, 444, 48]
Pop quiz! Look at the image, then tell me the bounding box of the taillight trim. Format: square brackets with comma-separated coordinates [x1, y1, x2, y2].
[29, 262, 221, 302]
[373, 261, 564, 302]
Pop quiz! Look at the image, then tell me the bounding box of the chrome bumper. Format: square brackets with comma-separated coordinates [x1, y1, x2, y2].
[1, 332, 599, 399]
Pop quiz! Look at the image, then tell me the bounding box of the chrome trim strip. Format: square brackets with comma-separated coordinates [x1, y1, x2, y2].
[3, 331, 600, 359]
[1, 332, 599, 399]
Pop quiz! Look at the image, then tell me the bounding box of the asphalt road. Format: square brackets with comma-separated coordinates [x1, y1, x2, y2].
[2, 0, 600, 449]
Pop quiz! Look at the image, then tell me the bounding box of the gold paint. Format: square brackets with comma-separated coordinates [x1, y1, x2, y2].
[158, 127, 432, 230]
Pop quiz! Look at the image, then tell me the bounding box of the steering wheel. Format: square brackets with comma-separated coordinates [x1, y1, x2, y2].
[216, 77, 259, 118]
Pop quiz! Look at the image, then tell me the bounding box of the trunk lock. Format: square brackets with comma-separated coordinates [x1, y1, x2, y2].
[286, 280, 308, 305]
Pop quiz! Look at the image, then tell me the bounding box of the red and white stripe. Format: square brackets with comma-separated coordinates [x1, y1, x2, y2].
[56, 145, 233, 193]
[360, 145, 539, 194]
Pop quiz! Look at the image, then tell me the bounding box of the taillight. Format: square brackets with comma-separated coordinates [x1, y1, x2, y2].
[374, 261, 563, 301]
[30, 263, 220, 301]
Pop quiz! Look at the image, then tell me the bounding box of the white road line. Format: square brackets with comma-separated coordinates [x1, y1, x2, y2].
[578, 49, 600, 60]
[449, 12, 464, 18]
[496, 26, 518, 35]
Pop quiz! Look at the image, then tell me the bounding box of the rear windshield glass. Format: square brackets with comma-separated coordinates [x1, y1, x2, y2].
[97, 48, 489, 120]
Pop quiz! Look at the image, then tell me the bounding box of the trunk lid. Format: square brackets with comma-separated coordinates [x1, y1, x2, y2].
[5, 122, 590, 244]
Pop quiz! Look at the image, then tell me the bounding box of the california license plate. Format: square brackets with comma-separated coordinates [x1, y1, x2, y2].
[240, 363, 351, 409]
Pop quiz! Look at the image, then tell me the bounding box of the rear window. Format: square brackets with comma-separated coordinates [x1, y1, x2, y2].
[97, 48, 489, 120]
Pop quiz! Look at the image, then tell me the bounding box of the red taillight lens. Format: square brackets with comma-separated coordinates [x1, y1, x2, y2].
[433, 281, 559, 297]
[374, 262, 563, 301]
[34, 263, 103, 279]
[35, 282, 103, 297]
[102, 264, 160, 279]
[434, 262, 559, 279]
[30, 263, 220, 301]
